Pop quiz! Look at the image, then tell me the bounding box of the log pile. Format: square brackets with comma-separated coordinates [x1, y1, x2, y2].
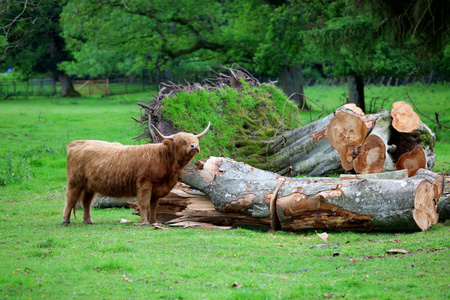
[269, 102, 435, 177]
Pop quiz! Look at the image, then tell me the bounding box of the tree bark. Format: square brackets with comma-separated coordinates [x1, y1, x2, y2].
[268, 112, 342, 176]
[348, 74, 365, 113]
[279, 64, 307, 109]
[58, 72, 81, 97]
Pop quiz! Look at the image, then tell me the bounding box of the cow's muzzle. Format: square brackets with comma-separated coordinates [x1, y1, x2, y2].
[190, 144, 200, 154]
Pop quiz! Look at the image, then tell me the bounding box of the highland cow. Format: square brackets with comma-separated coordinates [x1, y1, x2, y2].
[63, 123, 210, 226]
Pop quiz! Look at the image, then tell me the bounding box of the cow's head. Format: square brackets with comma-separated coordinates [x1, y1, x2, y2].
[152, 122, 210, 162]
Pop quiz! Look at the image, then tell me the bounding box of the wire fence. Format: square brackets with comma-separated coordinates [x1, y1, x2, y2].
[0, 74, 447, 100]
[0, 77, 156, 99]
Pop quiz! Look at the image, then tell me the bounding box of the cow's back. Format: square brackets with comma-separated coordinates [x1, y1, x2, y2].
[67, 140, 140, 197]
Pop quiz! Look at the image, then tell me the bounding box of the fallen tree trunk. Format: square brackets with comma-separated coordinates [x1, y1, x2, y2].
[176, 157, 441, 232]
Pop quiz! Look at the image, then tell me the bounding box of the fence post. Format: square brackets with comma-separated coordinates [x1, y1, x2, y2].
[106, 78, 110, 95]
[13, 80, 17, 99]
[386, 77, 392, 86]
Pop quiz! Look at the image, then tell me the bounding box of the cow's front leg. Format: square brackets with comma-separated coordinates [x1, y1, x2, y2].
[134, 182, 152, 226]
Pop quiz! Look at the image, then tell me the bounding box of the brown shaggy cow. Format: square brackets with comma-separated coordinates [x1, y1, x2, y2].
[63, 123, 210, 226]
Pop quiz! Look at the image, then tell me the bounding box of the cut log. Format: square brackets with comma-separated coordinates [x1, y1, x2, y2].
[268, 113, 342, 176]
[353, 111, 396, 174]
[388, 102, 436, 170]
[396, 146, 427, 177]
[391, 101, 421, 133]
[327, 110, 368, 171]
[179, 157, 441, 232]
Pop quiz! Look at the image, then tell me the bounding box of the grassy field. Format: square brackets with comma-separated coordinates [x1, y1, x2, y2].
[0, 85, 449, 299]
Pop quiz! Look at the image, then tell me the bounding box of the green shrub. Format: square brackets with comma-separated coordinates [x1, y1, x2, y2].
[0, 151, 31, 186]
[0, 146, 63, 186]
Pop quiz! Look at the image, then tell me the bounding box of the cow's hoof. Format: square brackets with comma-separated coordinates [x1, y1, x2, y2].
[152, 223, 168, 230]
[62, 221, 70, 226]
[84, 220, 94, 225]
[134, 222, 150, 226]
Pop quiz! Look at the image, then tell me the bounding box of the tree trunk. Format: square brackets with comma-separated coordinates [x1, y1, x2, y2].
[176, 157, 441, 232]
[348, 74, 365, 113]
[279, 64, 307, 109]
[58, 72, 81, 97]
[268, 112, 341, 176]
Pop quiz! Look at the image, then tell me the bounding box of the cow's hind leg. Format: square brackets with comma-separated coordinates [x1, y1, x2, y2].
[81, 190, 95, 224]
[149, 198, 160, 225]
[63, 186, 82, 224]
[134, 182, 152, 226]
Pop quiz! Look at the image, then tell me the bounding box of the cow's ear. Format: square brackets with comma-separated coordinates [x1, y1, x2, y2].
[163, 139, 173, 146]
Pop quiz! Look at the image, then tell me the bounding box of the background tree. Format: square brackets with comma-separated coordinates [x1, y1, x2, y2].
[254, 1, 309, 108]
[302, 0, 449, 112]
[0, 0, 80, 97]
[60, 0, 270, 83]
[353, 0, 449, 54]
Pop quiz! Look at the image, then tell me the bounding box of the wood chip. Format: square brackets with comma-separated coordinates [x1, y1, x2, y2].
[385, 248, 411, 254]
[317, 232, 329, 242]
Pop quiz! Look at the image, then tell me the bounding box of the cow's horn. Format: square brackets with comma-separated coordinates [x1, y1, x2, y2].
[195, 122, 211, 139]
[151, 123, 174, 140]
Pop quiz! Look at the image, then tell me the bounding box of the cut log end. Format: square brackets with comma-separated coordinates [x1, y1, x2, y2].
[342, 103, 365, 115]
[327, 111, 369, 171]
[353, 135, 386, 174]
[396, 146, 426, 177]
[391, 101, 421, 133]
[413, 180, 439, 231]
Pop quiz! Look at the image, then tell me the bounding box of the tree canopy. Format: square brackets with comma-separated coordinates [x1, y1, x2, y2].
[60, 0, 271, 80]
[1, 0, 448, 102]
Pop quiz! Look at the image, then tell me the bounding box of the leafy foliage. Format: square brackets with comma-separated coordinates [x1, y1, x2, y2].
[0, 1, 69, 77]
[0, 146, 61, 186]
[255, 1, 308, 75]
[352, 0, 450, 54]
[60, 0, 270, 79]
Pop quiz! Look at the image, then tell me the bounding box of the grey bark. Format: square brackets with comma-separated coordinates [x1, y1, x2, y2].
[58, 72, 81, 97]
[279, 64, 306, 109]
[268, 113, 342, 176]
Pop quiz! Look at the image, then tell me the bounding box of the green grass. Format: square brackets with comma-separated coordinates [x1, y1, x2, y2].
[0, 86, 449, 299]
